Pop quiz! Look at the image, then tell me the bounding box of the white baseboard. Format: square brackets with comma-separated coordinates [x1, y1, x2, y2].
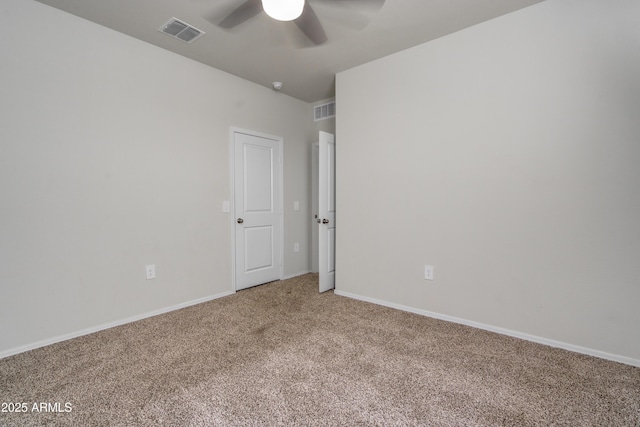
[334, 290, 640, 368]
[0, 290, 235, 360]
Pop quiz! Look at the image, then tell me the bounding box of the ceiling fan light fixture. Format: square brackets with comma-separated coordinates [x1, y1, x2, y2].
[262, 0, 304, 22]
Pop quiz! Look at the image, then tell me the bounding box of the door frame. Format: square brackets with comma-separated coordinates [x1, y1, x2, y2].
[230, 127, 284, 292]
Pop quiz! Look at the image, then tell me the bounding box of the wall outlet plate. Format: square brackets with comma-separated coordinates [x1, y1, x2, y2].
[146, 264, 156, 280]
[424, 265, 434, 281]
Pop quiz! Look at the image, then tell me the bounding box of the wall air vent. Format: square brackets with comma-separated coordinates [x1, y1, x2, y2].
[159, 18, 205, 44]
[314, 101, 336, 121]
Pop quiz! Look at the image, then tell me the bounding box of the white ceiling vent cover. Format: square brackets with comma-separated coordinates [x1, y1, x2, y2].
[160, 18, 205, 44]
[314, 101, 335, 121]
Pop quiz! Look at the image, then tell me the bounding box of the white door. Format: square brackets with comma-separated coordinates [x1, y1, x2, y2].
[233, 130, 283, 291]
[318, 131, 336, 293]
[311, 143, 319, 273]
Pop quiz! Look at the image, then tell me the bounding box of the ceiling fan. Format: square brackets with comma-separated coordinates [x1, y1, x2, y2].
[212, 0, 385, 46]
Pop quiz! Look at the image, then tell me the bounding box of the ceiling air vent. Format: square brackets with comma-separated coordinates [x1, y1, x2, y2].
[314, 101, 335, 121]
[159, 18, 205, 44]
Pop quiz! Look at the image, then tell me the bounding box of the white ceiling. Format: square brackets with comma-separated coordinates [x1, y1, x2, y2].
[34, 0, 545, 103]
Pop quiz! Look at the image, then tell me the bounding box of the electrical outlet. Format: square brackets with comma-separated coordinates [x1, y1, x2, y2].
[145, 264, 156, 280]
[424, 265, 434, 281]
[294, 243, 300, 252]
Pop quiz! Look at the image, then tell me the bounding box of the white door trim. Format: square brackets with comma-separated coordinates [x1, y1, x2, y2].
[230, 127, 284, 291]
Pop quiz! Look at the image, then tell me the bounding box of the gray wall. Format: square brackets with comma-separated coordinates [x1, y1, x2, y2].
[336, 0, 640, 365]
[0, 0, 312, 356]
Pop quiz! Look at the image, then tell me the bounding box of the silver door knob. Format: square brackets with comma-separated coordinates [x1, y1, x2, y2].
[322, 219, 329, 224]
[237, 218, 244, 224]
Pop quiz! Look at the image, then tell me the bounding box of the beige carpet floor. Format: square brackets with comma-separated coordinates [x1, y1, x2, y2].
[1, 273, 639, 426]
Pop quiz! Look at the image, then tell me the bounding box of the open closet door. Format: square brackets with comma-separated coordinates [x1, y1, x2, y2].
[318, 131, 336, 293]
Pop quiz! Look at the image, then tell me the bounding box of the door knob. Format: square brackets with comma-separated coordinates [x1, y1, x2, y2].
[322, 218, 329, 224]
[237, 218, 244, 224]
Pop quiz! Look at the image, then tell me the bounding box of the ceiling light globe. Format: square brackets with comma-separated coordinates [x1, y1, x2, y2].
[262, 0, 304, 22]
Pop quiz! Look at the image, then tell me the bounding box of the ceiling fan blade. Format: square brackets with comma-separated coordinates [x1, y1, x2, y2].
[310, 0, 385, 32]
[218, 0, 263, 29]
[294, 3, 328, 45]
